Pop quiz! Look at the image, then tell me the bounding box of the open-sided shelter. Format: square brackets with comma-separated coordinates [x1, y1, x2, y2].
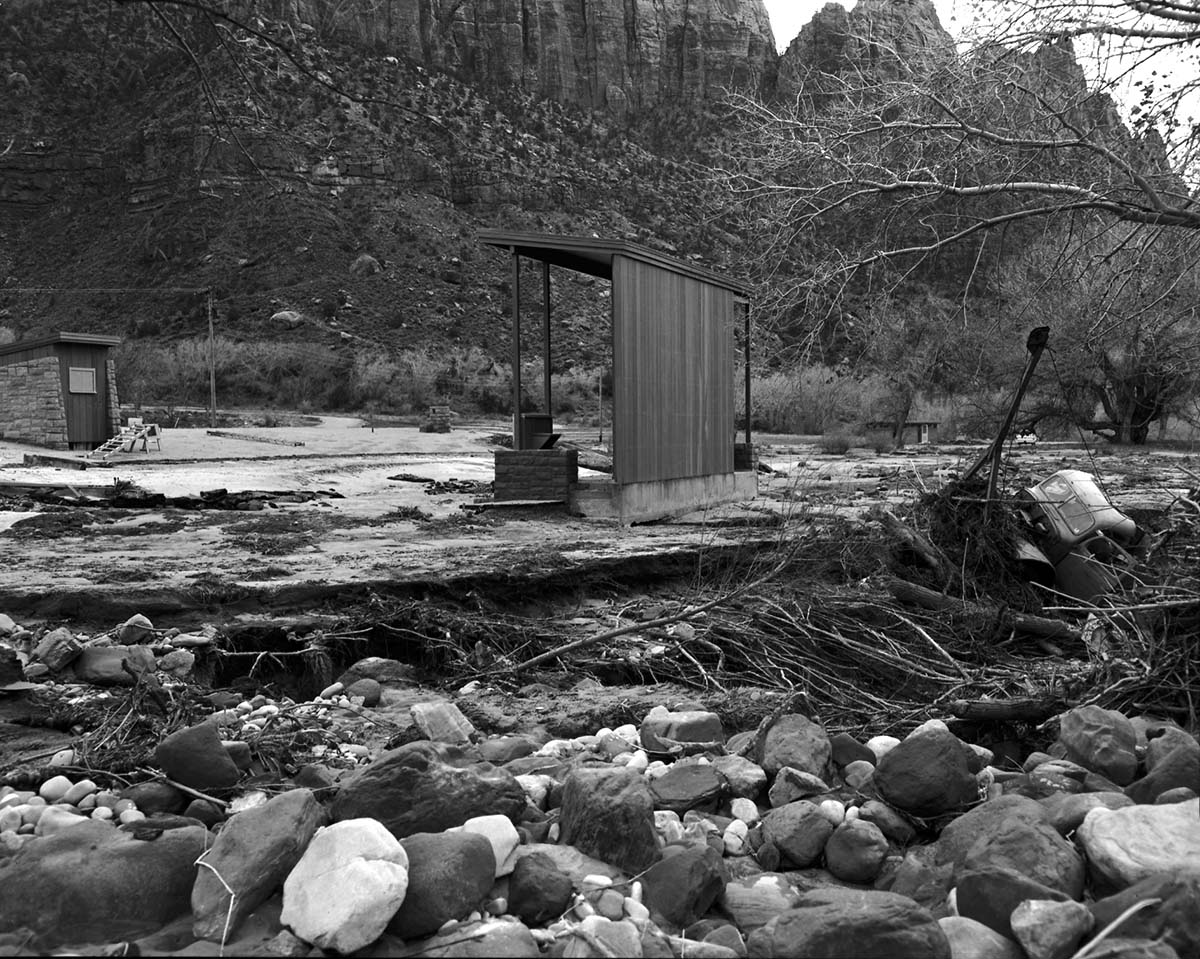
[479, 230, 756, 521]
[0, 332, 122, 450]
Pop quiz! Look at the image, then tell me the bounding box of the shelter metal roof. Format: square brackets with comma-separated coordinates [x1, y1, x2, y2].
[478, 229, 751, 297]
[0, 332, 122, 357]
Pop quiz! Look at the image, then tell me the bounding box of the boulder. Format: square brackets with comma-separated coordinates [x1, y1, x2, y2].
[559, 767, 660, 873]
[331, 741, 526, 839]
[74, 645, 156, 685]
[155, 722, 242, 792]
[410, 701, 476, 743]
[642, 844, 728, 928]
[508, 851, 574, 925]
[960, 816, 1085, 899]
[116, 613, 155, 644]
[374, 917, 540, 958]
[767, 767, 830, 807]
[480, 736, 539, 765]
[829, 731, 876, 769]
[873, 727, 979, 818]
[30, 627, 82, 672]
[935, 795, 1049, 872]
[345, 677, 382, 706]
[192, 788, 326, 941]
[1089, 871, 1200, 959]
[938, 916, 1023, 959]
[0, 820, 206, 947]
[823, 819, 889, 883]
[761, 800, 834, 869]
[566, 916, 643, 957]
[746, 888, 950, 958]
[336, 656, 415, 687]
[650, 763, 725, 815]
[1056, 705, 1138, 786]
[1076, 799, 1200, 889]
[1037, 791, 1133, 835]
[954, 868, 1072, 940]
[640, 708, 725, 754]
[718, 873, 800, 931]
[280, 818, 409, 954]
[1010, 899, 1093, 959]
[710, 755, 767, 798]
[1125, 738, 1200, 804]
[388, 831, 495, 939]
[512, 842, 628, 886]
[452, 813, 521, 877]
[885, 845, 955, 910]
[1075, 940, 1181, 959]
[120, 780, 188, 815]
[857, 799, 916, 845]
[756, 714, 831, 779]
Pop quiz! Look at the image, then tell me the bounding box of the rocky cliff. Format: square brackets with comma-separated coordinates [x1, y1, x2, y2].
[282, 0, 777, 112]
[776, 0, 954, 98]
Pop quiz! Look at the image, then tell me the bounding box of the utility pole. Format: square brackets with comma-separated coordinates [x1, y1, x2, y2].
[207, 290, 216, 429]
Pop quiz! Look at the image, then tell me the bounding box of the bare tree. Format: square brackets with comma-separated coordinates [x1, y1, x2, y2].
[712, 1, 1200, 440]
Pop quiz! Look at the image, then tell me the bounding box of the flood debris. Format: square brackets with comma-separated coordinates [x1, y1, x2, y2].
[1, 599, 1197, 956]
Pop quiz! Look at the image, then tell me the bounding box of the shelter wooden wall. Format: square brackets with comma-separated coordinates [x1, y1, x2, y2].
[55, 341, 111, 445]
[612, 255, 734, 484]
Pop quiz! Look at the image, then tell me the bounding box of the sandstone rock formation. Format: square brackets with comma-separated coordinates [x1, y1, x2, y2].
[289, 0, 778, 111]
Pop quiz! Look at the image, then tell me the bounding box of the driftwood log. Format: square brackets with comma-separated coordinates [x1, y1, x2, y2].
[947, 697, 1067, 722]
[887, 578, 1081, 643]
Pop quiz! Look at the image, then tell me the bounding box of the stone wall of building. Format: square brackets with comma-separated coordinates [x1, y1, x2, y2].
[494, 449, 578, 501]
[105, 358, 121, 438]
[0, 356, 69, 448]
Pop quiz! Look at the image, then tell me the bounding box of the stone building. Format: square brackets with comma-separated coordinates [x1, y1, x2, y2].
[0, 333, 121, 450]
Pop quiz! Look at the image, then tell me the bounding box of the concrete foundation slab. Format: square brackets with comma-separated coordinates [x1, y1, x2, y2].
[570, 471, 758, 523]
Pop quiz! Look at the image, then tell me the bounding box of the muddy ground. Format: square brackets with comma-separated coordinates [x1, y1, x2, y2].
[2, 416, 1198, 777]
[1, 418, 1194, 624]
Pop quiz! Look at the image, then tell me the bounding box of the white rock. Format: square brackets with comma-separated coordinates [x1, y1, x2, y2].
[0, 808, 22, 833]
[723, 820, 749, 855]
[654, 811, 684, 844]
[537, 739, 576, 758]
[38, 775, 73, 803]
[1076, 798, 1200, 887]
[581, 874, 613, 889]
[515, 774, 553, 810]
[90, 806, 114, 821]
[629, 880, 643, 904]
[938, 916, 1023, 959]
[613, 724, 639, 743]
[626, 750, 649, 773]
[844, 806, 860, 823]
[624, 898, 650, 922]
[281, 818, 410, 954]
[118, 809, 146, 825]
[453, 814, 521, 877]
[48, 749, 76, 768]
[730, 797, 760, 824]
[818, 799, 846, 826]
[35, 805, 89, 837]
[865, 735, 901, 760]
[644, 761, 669, 780]
[906, 719, 951, 740]
[61, 779, 98, 807]
[319, 682, 344, 699]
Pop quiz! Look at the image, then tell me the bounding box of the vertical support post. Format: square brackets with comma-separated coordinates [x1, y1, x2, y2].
[743, 299, 752, 447]
[510, 249, 521, 446]
[542, 260, 552, 417]
[207, 289, 216, 429]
